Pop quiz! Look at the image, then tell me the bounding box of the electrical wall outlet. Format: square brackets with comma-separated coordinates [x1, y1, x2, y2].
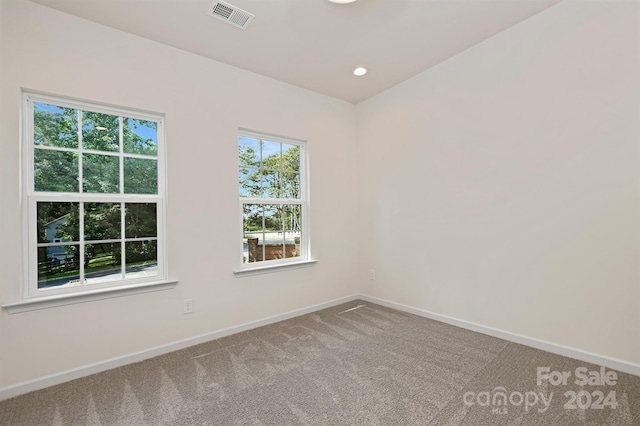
[183, 299, 193, 314]
[369, 269, 376, 280]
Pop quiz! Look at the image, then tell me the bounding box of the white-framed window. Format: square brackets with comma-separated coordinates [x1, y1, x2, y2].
[21, 92, 167, 299]
[238, 129, 309, 269]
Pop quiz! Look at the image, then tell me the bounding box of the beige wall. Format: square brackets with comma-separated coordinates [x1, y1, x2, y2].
[0, 0, 359, 389]
[357, 1, 640, 364]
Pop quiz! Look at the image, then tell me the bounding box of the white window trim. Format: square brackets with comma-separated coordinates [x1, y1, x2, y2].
[233, 259, 317, 277]
[235, 129, 314, 274]
[4, 91, 174, 312]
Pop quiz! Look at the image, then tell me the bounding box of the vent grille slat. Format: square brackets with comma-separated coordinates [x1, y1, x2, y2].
[213, 3, 233, 19]
[208, 1, 255, 30]
[229, 11, 251, 27]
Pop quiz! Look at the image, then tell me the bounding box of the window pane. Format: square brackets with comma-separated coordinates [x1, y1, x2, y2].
[281, 172, 300, 199]
[243, 204, 262, 234]
[264, 205, 285, 260]
[264, 204, 282, 233]
[243, 204, 262, 263]
[239, 136, 260, 168]
[124, 157, 157, 194]
[34, 103, 78, 148]
[124, 118, 157, 156]
[262, 170, 281, 198]
[125, 240, 158, 279]
[37, 202, 79, 243]
[239, 167, 262, 198]
[83, 153, 119, 193]
[82, 111, 119, 152]
[84, 242, 122, 284]
[283, 205, 302, 259]
[246, 235, 264, 263]
[286, 234, 301, 259]
[38, 244, 80, 288]
[282, 144, 300, 172]
[261, 141, 281, 170]
[125, 203, 157, 238]
[282, 204, 302, 232]
[84, 203, 121, 241]
[34, 149, 78, 192]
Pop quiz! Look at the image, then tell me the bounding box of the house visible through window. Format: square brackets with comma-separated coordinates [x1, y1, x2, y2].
[238, 130, 308, 266]
[22, 92, 166, 298]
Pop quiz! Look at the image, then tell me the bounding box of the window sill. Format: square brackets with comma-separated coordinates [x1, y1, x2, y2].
[2, 280, 178, 314]
[234, 259, 317, 277]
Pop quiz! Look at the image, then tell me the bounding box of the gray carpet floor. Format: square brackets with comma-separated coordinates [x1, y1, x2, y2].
[1, 300, 638, 425]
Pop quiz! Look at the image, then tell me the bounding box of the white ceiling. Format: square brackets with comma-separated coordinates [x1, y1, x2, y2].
[29, 0, 561, 104]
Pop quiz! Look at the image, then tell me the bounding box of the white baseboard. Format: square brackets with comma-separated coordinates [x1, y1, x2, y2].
[2, 292, 638, 401]
[0, 294, 360, 401]
[358, 294, 640, 377]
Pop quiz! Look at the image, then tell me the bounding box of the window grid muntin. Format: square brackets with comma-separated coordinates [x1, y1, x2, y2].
[24, 92, 165, 298]
[33, 114, 158, 195]
[35, 201, 159, 278]
[34, 144, 157, 159]
[32, 195, 161, 291]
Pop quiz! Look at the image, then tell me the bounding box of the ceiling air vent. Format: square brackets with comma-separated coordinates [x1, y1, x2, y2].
[208, 1, 255, 30]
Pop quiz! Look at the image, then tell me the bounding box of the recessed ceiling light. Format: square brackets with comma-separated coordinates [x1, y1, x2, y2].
[328, 0, 357, 4]
[353, 67, 367, 76]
